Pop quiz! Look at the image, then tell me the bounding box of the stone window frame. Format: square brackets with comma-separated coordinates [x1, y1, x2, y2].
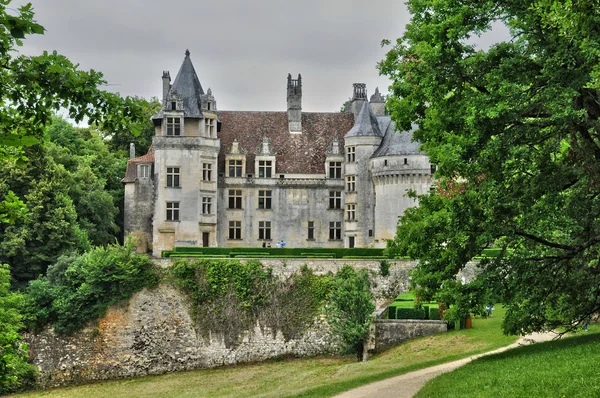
[328, 161, 342, 179]
[204, 117, 216, 138]
[166, 167, 181, 188]
[258, 221, 271, 240]
[258, 190, 272, 209]
[258, 160, 273, 178]
[228, 220, 242, 240]
[307, 221, 315, 240]
[329, 191, 342, 209]
[202, 163, 212, 181]
[166, 117, 181, 136]
[139, 164, 150, 179]
[346, 146, 356, 163]
[166, 202, 180, 221]
[346, 175, 356, 192]
[201, 197, 212, 215]
[228, 189, 243, 209]
[228, 159, 243, 177]
[346, 204, 356, 221]
[329, 221, 342, 240]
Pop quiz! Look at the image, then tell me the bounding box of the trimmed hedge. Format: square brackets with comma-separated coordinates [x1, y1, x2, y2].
[162, 247, 389, 258]
[388, 306, 397, 320]
[396, 307, 428, 320]
[429, 306, 441, 320]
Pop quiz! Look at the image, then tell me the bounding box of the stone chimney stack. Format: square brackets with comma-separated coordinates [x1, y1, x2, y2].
[287, 73, 302, 133]
[370, 87, 385, 116]
[351, 83, 367, 120]
[129, 143, 135, 160]
[162, 71, 171, 103]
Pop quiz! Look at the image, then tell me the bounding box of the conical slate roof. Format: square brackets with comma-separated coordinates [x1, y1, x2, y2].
[169, 50, 205, 118]
[344, 101, 383, 138]
[371, 118, 423, 157]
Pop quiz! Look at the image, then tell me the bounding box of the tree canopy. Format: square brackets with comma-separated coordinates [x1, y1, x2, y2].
[381, 0, 600, 334]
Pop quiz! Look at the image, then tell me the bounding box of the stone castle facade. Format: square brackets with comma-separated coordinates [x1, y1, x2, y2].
[123, 50, 434, 256]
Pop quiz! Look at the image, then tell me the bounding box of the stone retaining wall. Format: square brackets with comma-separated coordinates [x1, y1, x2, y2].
[370, 319, 448, 354]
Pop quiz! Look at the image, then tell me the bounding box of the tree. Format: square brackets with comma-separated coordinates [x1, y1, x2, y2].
[327, 266, 374, 360]
[0, 0, 144, 224]
[0, 264, 35, 393]
[381, 1, 600, 335]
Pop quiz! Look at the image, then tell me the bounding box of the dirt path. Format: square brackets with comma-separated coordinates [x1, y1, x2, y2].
[333, 332, 556, 398]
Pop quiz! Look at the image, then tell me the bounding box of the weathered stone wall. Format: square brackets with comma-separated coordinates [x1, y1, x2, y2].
[25, 284, 336, 389]
[24, 260, 425, 388]
[370, 319, 447, 354]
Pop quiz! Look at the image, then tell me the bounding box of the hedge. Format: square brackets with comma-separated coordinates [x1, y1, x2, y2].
[388, 306, 397, 320]
[429, 306, 441, 320]
[395, 307, 428, 320]
[162, 247, 390, 258]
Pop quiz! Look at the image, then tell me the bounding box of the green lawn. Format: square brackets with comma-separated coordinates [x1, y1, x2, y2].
[18, 308, 516, 398]
[417, 325, 600, 398]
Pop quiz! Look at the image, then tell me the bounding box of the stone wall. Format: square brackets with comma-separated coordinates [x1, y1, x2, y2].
[369, 319, 447, 354]
[24, 260, 422, 388]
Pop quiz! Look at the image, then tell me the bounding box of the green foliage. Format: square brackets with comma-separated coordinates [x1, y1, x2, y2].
[23, 239, 158, 334]
[168, 260, 334, 346]
[379, 260, 390, 276]
[327, 266, 374, 360]
[0, 264, 35, 394]
[381, 0, 600, 334]
[395, 307, 427, 320]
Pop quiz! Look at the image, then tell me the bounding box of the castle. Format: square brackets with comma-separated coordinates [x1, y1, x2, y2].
[123, 50, 434, 256]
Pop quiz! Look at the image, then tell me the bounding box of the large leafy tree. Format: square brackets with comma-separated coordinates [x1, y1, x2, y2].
[381, 1, 600, 334]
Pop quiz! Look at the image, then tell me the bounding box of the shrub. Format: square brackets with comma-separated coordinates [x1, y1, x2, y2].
[396, 307, 427, 320]
[24, 239, 159, 334]
[388, 306, 397, 319]
[379, 260, 390, 276]
[429, 306, 441, 320]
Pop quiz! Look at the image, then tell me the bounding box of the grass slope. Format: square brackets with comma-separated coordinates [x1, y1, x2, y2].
[417, 326, 600, 398]
[18, 308, 515, 398]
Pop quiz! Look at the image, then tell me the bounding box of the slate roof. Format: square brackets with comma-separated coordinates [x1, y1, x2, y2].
[371, 119, 423, 158]
[152, 50, 205, 120]
[217, 111, 354, 175]
[344, 101, 383, 138]
[122, 151, 155, 183]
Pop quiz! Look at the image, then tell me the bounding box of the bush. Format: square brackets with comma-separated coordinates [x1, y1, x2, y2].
[388, 306, 397, 319]
[379, 260, 390, 276]
[24, 239, 159, 334]
[429, 306, 442, 320]
[396, 307, 427, 320]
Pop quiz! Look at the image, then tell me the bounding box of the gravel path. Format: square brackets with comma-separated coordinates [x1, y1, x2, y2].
[333, 332, 556, 398]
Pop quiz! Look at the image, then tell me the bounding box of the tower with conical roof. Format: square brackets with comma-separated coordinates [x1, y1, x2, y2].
[150, 50, 220, 256]
[343, 87, 385, 248]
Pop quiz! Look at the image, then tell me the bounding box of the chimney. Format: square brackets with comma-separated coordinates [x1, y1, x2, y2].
[162, 71, 171, 103]
[370, 87, 385, 116]
[287, 73, 302, 133]
[351, 83, 367, 120]
[130, 143, 135, 160]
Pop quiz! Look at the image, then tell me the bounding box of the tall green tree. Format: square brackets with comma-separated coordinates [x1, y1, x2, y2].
[327, 266, 374, 360]
[381, 0, 600, 334]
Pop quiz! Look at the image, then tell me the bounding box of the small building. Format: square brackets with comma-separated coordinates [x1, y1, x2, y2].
[123, 50, 434, 256]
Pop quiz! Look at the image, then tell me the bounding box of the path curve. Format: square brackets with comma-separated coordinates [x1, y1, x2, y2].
[333, 332, 556, 398]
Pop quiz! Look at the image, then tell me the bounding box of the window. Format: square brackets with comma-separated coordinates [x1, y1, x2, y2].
[167, 167, 180, 187]
[329, 161, 342, 178]
[170, 101, 177, 110]
[347, 146, 355, 162]
[258, 190, 272, 209]
[166, 202, 179, 221]
[329, 221, 342, 240]
[228, 189, 242, 209]
[202, 197, 212, 214]
[166, 117, 181, 136]
[228, 159, 242, 177]
[207, 102, 212, 110]
[307, 221, 315, 240]
[368, 229, 373, 237]
[346, 175, 355, 192]
[228, 221, 242, 240]
[205, 118, 216, 137]
[329, 191, 342, 209]
[259, 221, 271, 240]
[202, 163, 212, 181]
[258, 160, 272, 178]
[347, 204, 356, 221]
[139, 164, 150, 178]
[404, 158, 408, 165]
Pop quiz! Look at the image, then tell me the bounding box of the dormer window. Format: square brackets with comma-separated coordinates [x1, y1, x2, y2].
[205, 118, 216, 138]
[167, 117, 181, 136]
[170, 101, 177, 110]
[329, 161, 342, 179]
[139, 164, 150, 178]
[207, 102, 212, 110]
[258, 160, 272, 178]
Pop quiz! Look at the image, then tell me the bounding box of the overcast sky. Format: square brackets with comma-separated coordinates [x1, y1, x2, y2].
[14, 0, 415, 112]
